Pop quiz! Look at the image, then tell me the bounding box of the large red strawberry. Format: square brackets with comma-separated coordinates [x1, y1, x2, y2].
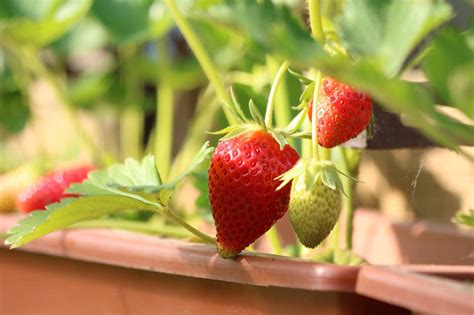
[308, 77, 372, 148]
[208, 130, 299, 258]
[16, 165, 94, 214]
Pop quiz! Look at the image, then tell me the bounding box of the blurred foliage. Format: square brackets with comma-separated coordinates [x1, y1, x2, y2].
[0, 0, 472, 205]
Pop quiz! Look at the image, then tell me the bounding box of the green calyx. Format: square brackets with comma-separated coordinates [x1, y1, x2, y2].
[208, 63, 309, 149]
[276, 159, 345, 194]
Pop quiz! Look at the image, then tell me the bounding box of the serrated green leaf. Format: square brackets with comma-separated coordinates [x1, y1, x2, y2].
[109, 142, 214, 198]
[249, 99, 265, 127]
[6, 196, 154, 248]
[68, 155, 163, 204]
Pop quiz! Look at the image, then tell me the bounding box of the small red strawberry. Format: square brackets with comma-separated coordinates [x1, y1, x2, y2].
[16, 165, 94, 214]
[209, 130, 299, 258]
[308, 77, 372, 148]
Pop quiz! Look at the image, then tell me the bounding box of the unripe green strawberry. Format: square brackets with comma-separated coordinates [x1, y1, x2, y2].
[289, 173, 341, 248]
[277, 160, 343, 248]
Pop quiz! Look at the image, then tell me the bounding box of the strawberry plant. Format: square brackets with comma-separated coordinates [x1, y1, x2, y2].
[1, 0, 473, 264]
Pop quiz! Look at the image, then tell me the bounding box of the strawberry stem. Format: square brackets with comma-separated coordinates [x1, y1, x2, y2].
[163, 0, 237, 125]
[162, 206, 216, 245]
[72, 218, 191, 239]
[340, 148, 355, 250]
[155, 37, 174, 181]
[308, 0, 325, 43]
[264, 60, 290, 128]
[311, 72, 322, 161]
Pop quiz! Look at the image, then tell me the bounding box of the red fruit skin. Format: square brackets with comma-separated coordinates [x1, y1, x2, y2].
[16, 165, 94, 214]
[208, 130, 299, 258]
[308, 77, 373, 148]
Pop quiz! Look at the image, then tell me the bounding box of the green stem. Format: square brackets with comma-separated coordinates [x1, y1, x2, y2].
[308, 0, 325, 43]
[120, 106, 143, 160]
[155, 37, 174, 181]
[163, 0, 236, 125]
[72, 218, 191, 239]
[321, 147, 331, 161]
[273, 64, 295, 147]
[311, 72, 322, 161]
[163, 206, 216, 244]
[340, 149, 355, 250]
[266, 226, 283, 255]
[264, 60, 289, 128]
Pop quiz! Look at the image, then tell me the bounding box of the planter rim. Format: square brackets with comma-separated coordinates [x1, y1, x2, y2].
[0, 214, 359, 292]
[2, 213, 473, 293]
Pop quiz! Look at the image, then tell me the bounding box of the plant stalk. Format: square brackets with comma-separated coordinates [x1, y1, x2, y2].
[264, 60, 290, 128]
[72, 218, 191, 239]
[163, 0, 236, 125]
[155, 37, 174, 180]
[163, 206, 216, 244]
[120, 106, 143, 160]
[340, 149, 355, 250]
[308, 0, 325, 43]
[311, 72, 322, 161]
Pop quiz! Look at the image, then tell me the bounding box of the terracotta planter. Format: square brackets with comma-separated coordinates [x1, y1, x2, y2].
[1, 212, 473, 315]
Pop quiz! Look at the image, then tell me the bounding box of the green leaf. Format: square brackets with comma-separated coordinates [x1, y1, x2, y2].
[68, 155, 163, 204]
[423, 27, 474, 119]
[51, 17, 109, 55]
[194, 0, 323, 66]
[0, 0, 92, 46]
[107, 142, 214, 197]
[90, 0, 150, 45]
[338, 0, 452, 77]
[453, 209, 474, 228]
[5, 196, 155, 248]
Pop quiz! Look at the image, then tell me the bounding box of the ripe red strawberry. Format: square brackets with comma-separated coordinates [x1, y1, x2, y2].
[16, 165, 94, 214]
[308, 77, 372, 148]
[208, 130, 299, 258]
